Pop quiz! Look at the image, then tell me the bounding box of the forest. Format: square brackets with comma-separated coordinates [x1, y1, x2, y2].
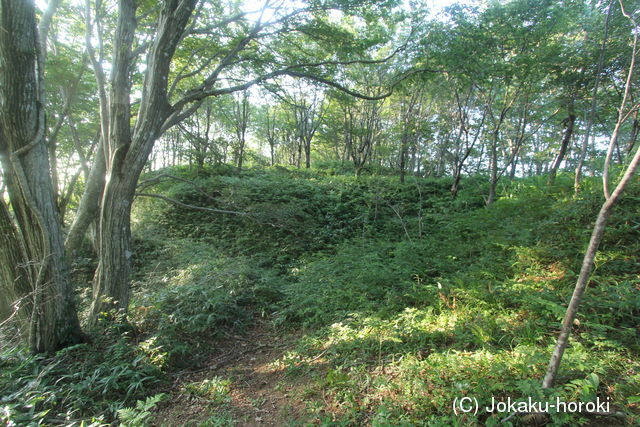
[0, 0, 639, 425]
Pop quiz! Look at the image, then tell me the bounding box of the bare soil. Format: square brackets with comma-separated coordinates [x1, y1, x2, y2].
[152, 319, 315, 426]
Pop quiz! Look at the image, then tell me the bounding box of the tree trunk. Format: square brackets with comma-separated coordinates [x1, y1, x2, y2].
[305, 137, 311, 168]
[270, 142, 275, 166]
[508, 152, 517, 179]
[65, 141, 106, 255]
[88, 0, 198, 323]
[626, 116, 639, 155]
[0, 0, 82, 352]
[0, 198, 32, 325]
[543, 140, 640, 387]
[548, 101, 576, 185]
[451, 167, 462, 198]
[545, 2, 638, 385]
[486, 131, 499, 206]
[237, 137, 245, 171]
[89, 172, 136, 321]
[399, 134, 408, 184]
[542, 200, 611, 388]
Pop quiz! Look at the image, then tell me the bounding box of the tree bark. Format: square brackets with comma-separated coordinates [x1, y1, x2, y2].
[627, 116, 639, 155]
[89, 0, 197, 323]
[0, 198, 31, 326]
[0, 0, 82, 352]
[509, 153, 519, 179]
[233, 92, 249, 172]
[90, 172, 137, 321]
[548, 99, 576, 185]
[65, 140, 106, 254]
[305, 136, 311, 169]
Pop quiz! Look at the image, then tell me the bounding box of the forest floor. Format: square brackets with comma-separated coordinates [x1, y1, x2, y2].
[153, 318, 315, 426]
[141, 170, 639, 426]
[3, 169, 638, 426]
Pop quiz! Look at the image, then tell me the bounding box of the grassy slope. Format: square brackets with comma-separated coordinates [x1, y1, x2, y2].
[1, 167, 638, 425]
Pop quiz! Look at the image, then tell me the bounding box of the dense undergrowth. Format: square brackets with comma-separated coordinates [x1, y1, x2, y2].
[1, 166, 639, 425]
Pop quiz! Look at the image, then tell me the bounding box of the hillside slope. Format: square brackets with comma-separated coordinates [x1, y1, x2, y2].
[2, 168, 638, 425]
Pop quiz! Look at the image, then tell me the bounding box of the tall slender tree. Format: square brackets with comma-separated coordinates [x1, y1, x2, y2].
[543, 0, 640, 388]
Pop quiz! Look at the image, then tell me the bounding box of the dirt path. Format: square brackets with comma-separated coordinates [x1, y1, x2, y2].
[153, 319, 312, 426]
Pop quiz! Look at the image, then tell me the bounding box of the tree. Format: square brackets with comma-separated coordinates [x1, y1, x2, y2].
[547, 96, 576, 185]
[343, 97, 385, 176]
[263, 105, 279, 166]
[543, 0, 640, 388]
[75, 0, 402, 323]
[294, 87, 325, 169]
[395, 85, 426, 183]
[447, 84, 485, 196]
[0, 0, 82, 352]
[178, 100, 215, 170]
[230, 91, 251, 171]
[575, 0, 614, 193]
[267, 82, 326, 168]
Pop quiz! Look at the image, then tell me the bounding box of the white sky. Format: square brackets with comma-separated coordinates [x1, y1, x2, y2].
[240, 0, 473, 21]
[35, 0, 470, 19]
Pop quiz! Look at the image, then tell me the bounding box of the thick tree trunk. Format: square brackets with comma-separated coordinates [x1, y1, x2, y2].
[89, 173, 136, 322]
[0, 0, 82, 352]
[0, 198, 31, 325]
[87, 0, 197, 324]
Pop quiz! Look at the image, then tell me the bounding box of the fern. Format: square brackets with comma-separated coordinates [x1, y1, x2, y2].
[117, 393, 165, 426]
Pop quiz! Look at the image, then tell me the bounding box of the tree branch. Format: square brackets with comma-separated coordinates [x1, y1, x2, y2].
[135, 192, 247, 216]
